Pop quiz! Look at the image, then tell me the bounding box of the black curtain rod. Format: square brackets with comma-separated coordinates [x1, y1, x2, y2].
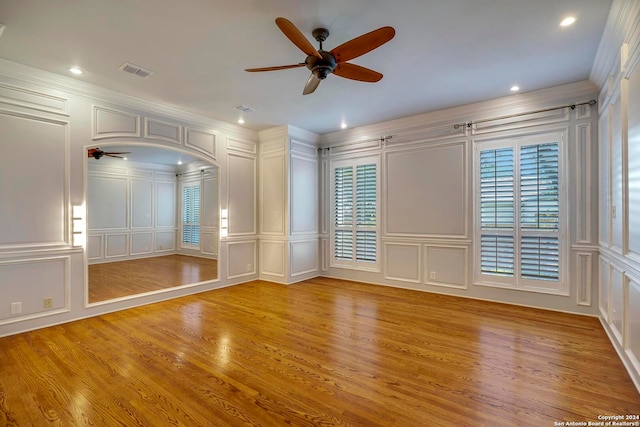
[453, 99, 597, 129]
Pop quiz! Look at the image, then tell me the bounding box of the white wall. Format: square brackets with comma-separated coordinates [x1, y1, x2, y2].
[319, 79, 600, 316]
[591, 0, 640, 392]
[0, 59, 259, 336]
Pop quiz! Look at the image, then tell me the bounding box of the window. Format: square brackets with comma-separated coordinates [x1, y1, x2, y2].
[182, 183, 200, 248]
[475, 132, 564, 292]
[332, 157, 379, 269]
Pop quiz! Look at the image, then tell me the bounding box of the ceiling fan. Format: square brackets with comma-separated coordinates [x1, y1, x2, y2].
[87, 148, 131, 160]
[245, 17, 395, 95]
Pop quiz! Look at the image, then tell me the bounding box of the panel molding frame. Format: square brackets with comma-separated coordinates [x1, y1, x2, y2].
[92, 105, 141, 140]
[0, 255, 71, 325]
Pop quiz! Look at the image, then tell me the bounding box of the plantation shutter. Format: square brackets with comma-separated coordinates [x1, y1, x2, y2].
[478, 139, 561, 285]
[333, 160, 377, 266]
[182, 184, 201, 246]
[355, 164, 376, 262]
[519, 143, 559, 281]
[334, 166, 353, 260]
[479, 148, 515, 276]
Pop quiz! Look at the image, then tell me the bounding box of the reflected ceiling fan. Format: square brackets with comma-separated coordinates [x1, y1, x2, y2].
[87, 148, 131, 160]
[245, 17, 395, 95]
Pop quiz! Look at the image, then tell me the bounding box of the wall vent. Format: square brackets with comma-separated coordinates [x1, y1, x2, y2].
[234, 104, 256, 113]
[119, 62, 154, 78]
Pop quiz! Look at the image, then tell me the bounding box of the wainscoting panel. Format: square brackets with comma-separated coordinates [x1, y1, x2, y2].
[575, 252, 593, 307]
[105, 234, 128, 258]
[627, 276, 640, 375]
[227, 240, 257, 279]
[87, 235, 103, 261]
[424, 245, 468, 289]
[610, 264, 625, 345]
[0, 256, 69, 323]
[290, 240, 318, 277]
[384, 242, 421, 283]
[155, 231, 175, 252]
[260, 241, 285, 277]
[130, 232, 153, 255]
[599, 256, 610, 320]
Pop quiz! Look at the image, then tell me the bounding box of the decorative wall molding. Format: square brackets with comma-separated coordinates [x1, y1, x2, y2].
[260, 240, 286, 277]
[144, 117, 182, 145]
[384, 242, 421, 283]
[185, 127, 216, 159]
[227, 240, 257, 279]
[227, 137, 257, 155]
[92, 106, 141, 140]
[0, 256, 70, 325]
[576, 252, 593, 307]
[423, 245, 468, 289]
[0, 82, 68, 116]
[290, 240, 318, 277]
[575, 122, 593, 245]
[227, 153, 257, 236]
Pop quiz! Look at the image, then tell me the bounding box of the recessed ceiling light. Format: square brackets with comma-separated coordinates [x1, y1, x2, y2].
[69, 67, 84, 75]
[560, 17, 576, 27]
[178, 160, 183, 165]
[237, 118, 245, 124]
[510, 85, 520, 92]
[341, 121, 348, 129]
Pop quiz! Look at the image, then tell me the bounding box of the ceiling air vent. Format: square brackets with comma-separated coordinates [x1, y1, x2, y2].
[119, 62, 154, 78]
[234, 104, 256, 113]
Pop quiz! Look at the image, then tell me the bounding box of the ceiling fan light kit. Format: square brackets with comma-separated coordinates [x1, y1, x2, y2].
[245, 17, 395, 95]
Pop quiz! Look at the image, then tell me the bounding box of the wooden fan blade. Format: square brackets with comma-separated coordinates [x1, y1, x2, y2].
[245, 63, 306, 72]
[103, 152, 131, 155]
[333, 63, 383, 82]
[104, 154, 126, 158]
[275, 17, 322, 59]
[303, 74, 321, 95]
[330, 26, 395, 63]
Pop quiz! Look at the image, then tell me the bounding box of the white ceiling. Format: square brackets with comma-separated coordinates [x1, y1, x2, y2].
[0, 0, 611, 135]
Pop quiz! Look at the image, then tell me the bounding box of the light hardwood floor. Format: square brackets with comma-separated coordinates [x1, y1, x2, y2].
[89, 255, 218, 302]
[1, 278, 638, 426]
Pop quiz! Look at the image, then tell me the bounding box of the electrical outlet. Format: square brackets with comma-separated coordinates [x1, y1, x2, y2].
[10, 302, 21, 314]
[430, 271, 437, 280]
[43, 297, 53, 309]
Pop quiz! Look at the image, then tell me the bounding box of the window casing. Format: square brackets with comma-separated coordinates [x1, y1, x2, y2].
[331, 156, 379, 270]
[182, 183, 201, 249]
[474, 131, 566, 293]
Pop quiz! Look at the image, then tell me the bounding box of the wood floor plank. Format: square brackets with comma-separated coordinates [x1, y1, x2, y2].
[89, 255, 217, 303]
[1, 277, 638, 426]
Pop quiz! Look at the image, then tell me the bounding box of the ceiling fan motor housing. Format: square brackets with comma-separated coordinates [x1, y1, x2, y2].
[306, 50, 336, 79]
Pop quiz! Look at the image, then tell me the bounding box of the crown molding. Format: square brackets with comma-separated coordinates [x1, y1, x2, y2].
[590, 0, 640, 88]
[319, 80, 597, 146]
[0, 58, 258, 142]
